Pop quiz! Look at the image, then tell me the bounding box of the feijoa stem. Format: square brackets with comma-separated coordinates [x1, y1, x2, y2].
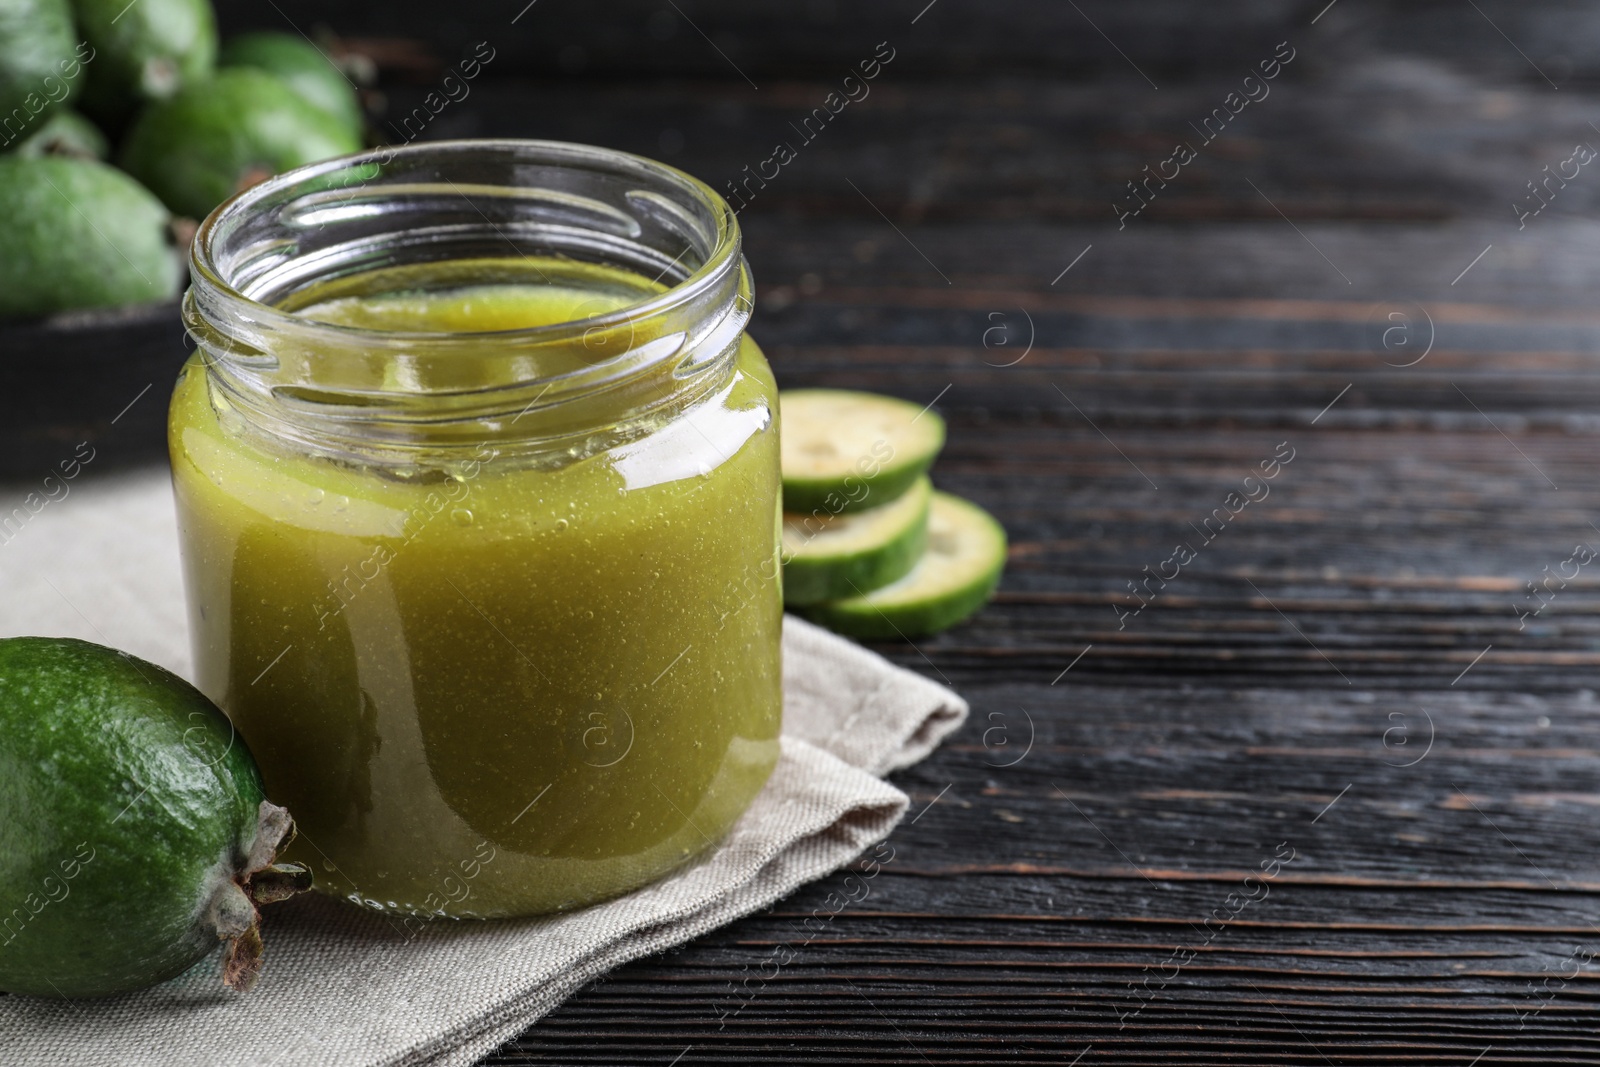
[221, 923, 265, 992]
[247, 863, 315, 904]
[213, 800, 313, 993]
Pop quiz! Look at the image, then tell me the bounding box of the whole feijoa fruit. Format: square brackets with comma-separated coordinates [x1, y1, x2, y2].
[0, 156, 181, 319]
[0, 0, 83, 137]
[0, 637, 310, 997]
[120, 67, 361, 220]
[72, 0, 216, 127]
[219, 31, 363, 139]
[11, 107, 108, 160]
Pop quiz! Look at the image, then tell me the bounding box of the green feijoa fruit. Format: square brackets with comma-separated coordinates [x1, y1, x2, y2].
[120, 68, 362, 219]
[0, 156, 181, 319]
[0, 0, 83, 144]
[219, 32, 363, 139]
[0, 637, 311, 998]
[73, 0, 216, 127]
[783, 475, 931, 605]
[11, 107, 108, 159]
[800, 491, 1006, 639]
[780, 388, 946, 515]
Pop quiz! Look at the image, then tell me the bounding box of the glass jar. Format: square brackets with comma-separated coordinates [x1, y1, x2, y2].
[172, 140, 783, 919]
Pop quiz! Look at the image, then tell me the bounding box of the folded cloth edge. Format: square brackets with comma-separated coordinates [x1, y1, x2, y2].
[0, 606, 968, 1067]
[408, 738, 911, 1067]
[780, 615, 969, 777]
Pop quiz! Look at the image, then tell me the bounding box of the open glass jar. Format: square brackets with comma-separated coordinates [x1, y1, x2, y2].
[171, 140, 783, 919]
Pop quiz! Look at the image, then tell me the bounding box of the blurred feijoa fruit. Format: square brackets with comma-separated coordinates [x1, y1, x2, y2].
[12, 107, 108, 160]
[73, 0, 217, 127]
[0, 0, 84, 137]
[0, 156, 180, 319]
[120, 67, 361, 220]
[218, 32, 363, 139]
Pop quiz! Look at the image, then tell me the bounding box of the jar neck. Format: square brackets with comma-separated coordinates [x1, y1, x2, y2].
[184, 140, 751, 467]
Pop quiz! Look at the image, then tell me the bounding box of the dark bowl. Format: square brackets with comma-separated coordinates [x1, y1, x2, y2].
[0, 300, 188, 479]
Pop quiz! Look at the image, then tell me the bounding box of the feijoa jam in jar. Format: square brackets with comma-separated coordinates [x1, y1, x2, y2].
[172, 141, 782, 918]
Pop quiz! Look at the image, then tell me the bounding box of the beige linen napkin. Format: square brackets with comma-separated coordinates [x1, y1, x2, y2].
[0, 469, 968, 1067]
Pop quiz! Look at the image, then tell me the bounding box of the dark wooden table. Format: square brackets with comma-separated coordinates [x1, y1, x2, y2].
[442, 6, 1600, 1063]
[36, 0, 1600, 1060]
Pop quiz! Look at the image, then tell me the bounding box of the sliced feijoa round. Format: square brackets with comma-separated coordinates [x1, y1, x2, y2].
[0, 637, 310, 997]
[800, 491, 1005, 638]
[780, 388, 945, 515]
[783, 475, 931, 605]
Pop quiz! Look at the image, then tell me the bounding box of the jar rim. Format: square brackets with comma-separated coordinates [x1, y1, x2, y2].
[182, 138, 754, 463]
[188, 138, 742, 350]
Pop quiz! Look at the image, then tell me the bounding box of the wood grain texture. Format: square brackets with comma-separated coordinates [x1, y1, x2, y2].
[4, 0, 1598, 1060]
[448, 12, 1600, 1065]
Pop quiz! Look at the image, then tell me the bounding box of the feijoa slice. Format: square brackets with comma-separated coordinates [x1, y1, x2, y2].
[0, 637, 310, 997]
[783, 475, 931, 605]
[780, 388, 945, 514]
[800, 491, 1006, 638]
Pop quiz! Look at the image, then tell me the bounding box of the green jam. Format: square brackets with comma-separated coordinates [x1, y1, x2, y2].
[169, 257, 783, 918]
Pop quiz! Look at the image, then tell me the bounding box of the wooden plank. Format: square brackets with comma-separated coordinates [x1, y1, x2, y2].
[211, 0, 1304, 80]
[432, 47, 1600, 1063]
[5, 13, 1594, 1058]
